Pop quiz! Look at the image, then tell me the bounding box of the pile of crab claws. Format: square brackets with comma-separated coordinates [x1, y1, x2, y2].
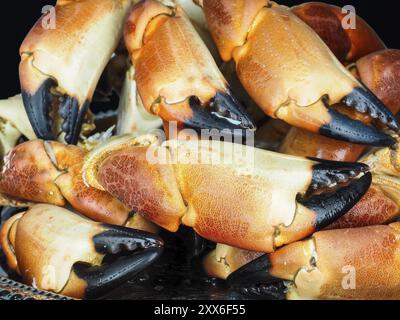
[73, 224, 163, 299]
[186, 91, 257, 134]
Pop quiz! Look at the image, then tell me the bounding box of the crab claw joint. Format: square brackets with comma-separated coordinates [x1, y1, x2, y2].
[0, 205, 163, 299]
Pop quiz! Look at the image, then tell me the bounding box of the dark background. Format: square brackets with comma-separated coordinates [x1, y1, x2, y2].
[0, 0, 397, 99]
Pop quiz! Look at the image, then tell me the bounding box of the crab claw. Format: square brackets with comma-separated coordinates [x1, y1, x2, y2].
[229, 223, 400, 300]
[206, 170, 372, 280]
[67, 224, 163, 299]
[356, 49, 400, 114]
[201, 1, 398, 146]
[124, 0, 255, 135]
[0, 140, 133, 226]
[0, 205, 163, 299]
[280, 49, 400, 162]
[89, 136, 371, 252]
[0, 140, 66, 206]
[291, 2, 386, 63]
[19, 0, 132, 144]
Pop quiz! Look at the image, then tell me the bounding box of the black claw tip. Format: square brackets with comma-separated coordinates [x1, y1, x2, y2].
[320, 109, 396, 147]
[299, 172, 372, 230]
[21, 78, 56, 141]
[210, 91, 256, 130]
[185, 91, 256, 135]
[59, 97, 90, 145]
[342, 87, 400, 132]
[74, 225, 163, 299]
[94, 224, 164, 254]
[74, 248, 162, 299]
[227, 255, 279, 289]
[309, 158, 369, 191]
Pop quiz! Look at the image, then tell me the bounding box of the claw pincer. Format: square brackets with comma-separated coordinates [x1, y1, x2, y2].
[85, 135, 371, 253]
[229, 223, 400, 300]
[19, 0, 132, 144]
[0, 204, 163, 299]
[124, 0, 255, 134]
[200, 0, 398, 146]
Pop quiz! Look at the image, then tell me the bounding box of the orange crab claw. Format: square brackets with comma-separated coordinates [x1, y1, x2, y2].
[92, 137, 371, 252]
[19, 0, 132, 144]
[201, 0, 398, 146]
[124, 0, 255, 135]
[280, 49, 400, 162]
[0, 140, 65, 205]
[291, 2, 386, 64]
[0, 205, 163, 299]
[0, 140, 131, 226]
[229, 223, 400, 300]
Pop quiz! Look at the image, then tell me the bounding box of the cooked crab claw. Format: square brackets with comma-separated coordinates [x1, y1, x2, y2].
[200, 0, 398, 146]
[0, 139, 135, 226]
[0, 205, 163, 299]
[85, 135, 371, 252]
[291, 2, 386, 63]
[205, 171, 372, 281]
[124, 0, 255, 135]
[69, 224, 163, 299]
[229, 223, 400, 300]
[19, 0, 132, 144]
[280, 49, 400, 163]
